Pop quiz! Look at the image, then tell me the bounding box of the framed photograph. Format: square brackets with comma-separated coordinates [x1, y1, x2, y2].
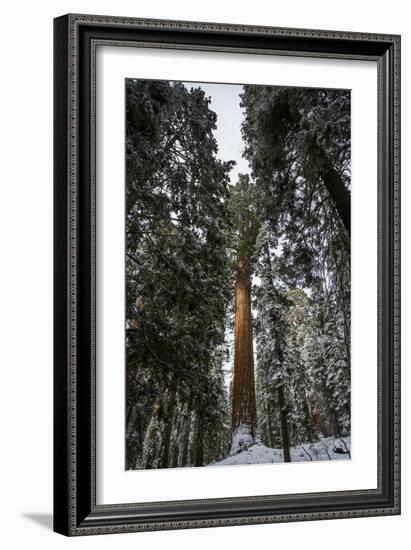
[53, 14, 401, 536]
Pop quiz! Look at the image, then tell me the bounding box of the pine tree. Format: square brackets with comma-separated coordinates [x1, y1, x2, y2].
[254, 222, 291, 461]
[241, 85, 351, 238]
[126, 80, 233, 468]
[282, 290, 316, 444]
[242, 85, 351, 449]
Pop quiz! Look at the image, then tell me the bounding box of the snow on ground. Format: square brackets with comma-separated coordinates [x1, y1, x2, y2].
[230, 426, 255, 456]
[209, 436, 351, 466]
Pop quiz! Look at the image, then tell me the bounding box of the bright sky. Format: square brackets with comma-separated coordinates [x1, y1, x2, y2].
[183, 81, 250, 184]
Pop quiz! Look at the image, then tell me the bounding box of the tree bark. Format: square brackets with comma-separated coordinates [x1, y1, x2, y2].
[193, 412, 204, 467]
[231, 255, 257, 450]
[267, 402, 277, 449]
[141, 385, 164, 469]
[161, 382, 177, 468]
[278, 385, 291, 462]
[178, 395, 193, 467]
[170, 409, 183, 468]
[319, 156, 351, 237]
[126, 400, 141, 469]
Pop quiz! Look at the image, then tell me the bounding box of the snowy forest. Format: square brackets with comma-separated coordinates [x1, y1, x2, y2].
[125, 79, 351, 469]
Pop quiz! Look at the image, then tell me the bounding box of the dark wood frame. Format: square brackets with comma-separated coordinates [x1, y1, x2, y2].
[54, 13, 401, 536]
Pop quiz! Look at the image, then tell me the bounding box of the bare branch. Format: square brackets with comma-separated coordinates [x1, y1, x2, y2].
[318, 438, 332, 460]
[301, 445, 313, 461]
[339, 438, 351, 458]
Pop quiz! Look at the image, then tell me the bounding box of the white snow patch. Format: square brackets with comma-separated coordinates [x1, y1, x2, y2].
[210, 436, 351, 466]
[229, 425, 254, 456]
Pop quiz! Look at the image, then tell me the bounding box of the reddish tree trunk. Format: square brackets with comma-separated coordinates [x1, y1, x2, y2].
[231, 255, 257, 452]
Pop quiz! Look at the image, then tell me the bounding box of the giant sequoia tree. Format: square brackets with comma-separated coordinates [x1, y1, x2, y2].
[229, 175, 259, 454]
[126, 80, 233, 468]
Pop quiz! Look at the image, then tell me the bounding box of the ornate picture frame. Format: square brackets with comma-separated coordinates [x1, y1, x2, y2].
[53, 13, 400, 536]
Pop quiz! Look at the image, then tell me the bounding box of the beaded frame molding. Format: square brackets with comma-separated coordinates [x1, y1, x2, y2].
[53, 13, 401, 536]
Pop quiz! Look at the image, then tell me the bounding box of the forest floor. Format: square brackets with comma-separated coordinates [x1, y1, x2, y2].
[210, 436, 351, 466]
